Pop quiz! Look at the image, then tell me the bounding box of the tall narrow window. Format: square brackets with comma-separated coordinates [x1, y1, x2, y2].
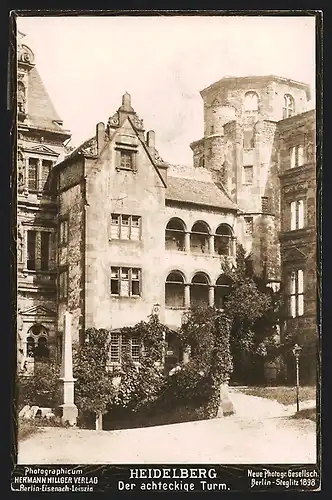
[289, 270, 304, 317]
[110, 333, 120, 363]
[244, 217, 253, 235]
[290, 200, 305, 230]
[27, 230, 36, 270]
[59, 271, 68, 300]
[297, 145, 304, 167]
[59, 219, 69, 245]
[243, 128, 254, 149]
[41, 160, 52, 190]
[28, 159, 38, 190]
[243, 165, 253, 185]
[261, 197, 269, 213]
[289, 145, 305, 168]
[244, 91, 259, 115]
[283, 94, 295, 119]
[40, 232, 50, 271]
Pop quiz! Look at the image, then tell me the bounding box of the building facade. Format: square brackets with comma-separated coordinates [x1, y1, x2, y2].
[17, 33, 71, 372]
[277, 109, 317, 382]
[16, 38, 317, 382]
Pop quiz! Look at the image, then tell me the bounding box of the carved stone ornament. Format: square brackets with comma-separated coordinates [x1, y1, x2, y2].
[108, 112, 119, 127]
[306, 142, 315, 160]
[17, 152, 25, 189]
[18, 44, 35, 65]
[132, 113, 144, 130]
[283, 182, 308, 194]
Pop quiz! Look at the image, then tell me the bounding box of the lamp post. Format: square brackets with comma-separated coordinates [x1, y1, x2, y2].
[292, 344, 302, 412]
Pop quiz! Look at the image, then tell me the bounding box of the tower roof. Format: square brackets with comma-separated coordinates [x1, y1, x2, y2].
[200, 75, 311, 101]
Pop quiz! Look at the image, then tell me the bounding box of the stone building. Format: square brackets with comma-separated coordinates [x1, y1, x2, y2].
[16, 38, 317, 381]
[277, 109, 317, 383]
[17, 32, 71, 373]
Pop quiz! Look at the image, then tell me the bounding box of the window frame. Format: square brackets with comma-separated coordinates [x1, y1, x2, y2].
[110, 214, 142, 240]
[109, 332, 142, 364]
[290, 199, 305, 231]
[59, 217, 69, 246]
[283, 94, 295, 119]
[243, 165, 254, 185]
[25, 228, 53, 272]
[110, 266, 142, 298]
[58, 268, 69, 301]
[288, 269, 304, 318]
[289, 145, 305, 169]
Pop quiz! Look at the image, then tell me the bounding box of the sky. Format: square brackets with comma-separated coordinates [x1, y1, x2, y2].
[17, 15, 316, 165]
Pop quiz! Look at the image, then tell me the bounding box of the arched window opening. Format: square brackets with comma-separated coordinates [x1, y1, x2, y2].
[214, 224, 233, 256]
[283, 94, 295, 119]
[215, 275, 232, 309]
[165, 218, 185, 251]
[18, 81, 26, 113]
[26, 324, 49, 359]
[165, 271, 185, 308]
[26, 337, 35, 357]
[190, 221, 210, 254]
[190, 272, 210, 308]
[244, 91, 259, 115]
[35, 337, 49, 359]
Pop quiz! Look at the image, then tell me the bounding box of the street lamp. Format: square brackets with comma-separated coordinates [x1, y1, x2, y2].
[292, 344, 302, 412]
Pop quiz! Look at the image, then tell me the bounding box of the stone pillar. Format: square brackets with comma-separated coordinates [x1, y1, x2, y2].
[209, 234, 214, 254]
[183, 346, 191, 365]
[58, 312, 78, 426]
[37, 158, 43, 192]
[35, 231, 42, 270]
[184, 232, 190, 253]
[184, 284, 190, 308]
[208, 286, 214, 307]
[217, 378, 235, 417]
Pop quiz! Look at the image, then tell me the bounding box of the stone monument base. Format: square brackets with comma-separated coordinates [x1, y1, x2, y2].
[58, 403, 78, 426]
[217, 382, 235, 417]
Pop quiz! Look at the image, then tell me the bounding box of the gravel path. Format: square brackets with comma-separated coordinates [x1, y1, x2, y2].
[18, 392, 316, 465]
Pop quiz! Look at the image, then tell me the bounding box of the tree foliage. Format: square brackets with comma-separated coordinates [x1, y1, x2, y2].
[17, 360, 60, 409]
[73, 328, 116, 416]
[221, 244, 283, 381]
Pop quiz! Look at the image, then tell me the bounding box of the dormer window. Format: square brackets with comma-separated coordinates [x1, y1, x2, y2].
[244, 91, 259, 115]
[283, 94, 295, 119]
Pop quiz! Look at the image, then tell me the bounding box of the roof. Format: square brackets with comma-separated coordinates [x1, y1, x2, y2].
[166, 176, 238, 211]
[200, 75, 311, 100]
[25, 67, 71, 137]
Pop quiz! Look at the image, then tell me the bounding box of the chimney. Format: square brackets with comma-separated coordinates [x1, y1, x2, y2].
[147, 130, 155, 150]
[96, 122, 105, 154]
[122, 92, 131, 111]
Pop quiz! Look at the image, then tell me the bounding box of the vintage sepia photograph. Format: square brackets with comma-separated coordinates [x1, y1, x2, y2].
[13, 11, 320, 490]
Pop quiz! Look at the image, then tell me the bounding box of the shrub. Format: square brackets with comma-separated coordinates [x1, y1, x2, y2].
[17, 360, 60, 410]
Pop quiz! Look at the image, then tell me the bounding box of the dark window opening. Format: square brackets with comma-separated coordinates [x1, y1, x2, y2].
[41, 232, 50, 271]
[190, 272, 209, 307]
[165, 218, 185, 251]
[190, 221, 209, 254]
[165, 271, 185, 308]
[215, 275, 232, 309]
[28, 159, 38, 191]
[41, 160, 52, 190]
[214, 224, 233, 256]
[27, 230, 36, 270]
